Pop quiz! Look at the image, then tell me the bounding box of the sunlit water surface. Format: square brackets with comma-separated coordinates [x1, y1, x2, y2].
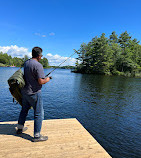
[0, 67, 141, 158]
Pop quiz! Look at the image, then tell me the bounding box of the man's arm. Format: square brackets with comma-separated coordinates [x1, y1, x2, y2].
[38, 77, 50, 85]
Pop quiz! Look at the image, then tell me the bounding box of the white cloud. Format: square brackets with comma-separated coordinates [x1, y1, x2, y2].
[46, 53, 76, 66]
[0, 45, 31, 58]
[34, 33, 41, 36]
[49, 32, 55, 36]
[47, 53, 53, 57]
[0, 45, 76, 66]
[34, 32, 55, 37]
[34, 33, 46, 38]
[42, 35, 46, 37]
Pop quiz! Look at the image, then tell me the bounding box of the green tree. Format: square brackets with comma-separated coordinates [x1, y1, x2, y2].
[117, 32, 139, 73]
[13, 57, 23, 67]
[0, 52, 8, 64]
[118, 31, 132, 49]
[109, 31, 118, 43]
[90, 33, 113, 74]
[23, 55, 29, 62]
[74, 31, 141, 77]
[74, 43, 87, 64]
[40, 57, 49, 68]
[0, 56, 7, 64]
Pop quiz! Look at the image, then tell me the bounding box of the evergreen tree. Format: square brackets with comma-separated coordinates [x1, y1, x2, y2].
[74, 31, 141, 77]
[109, 31, 118, 43]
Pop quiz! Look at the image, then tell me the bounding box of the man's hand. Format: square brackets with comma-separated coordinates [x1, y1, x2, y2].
[38, 77, 50, 85]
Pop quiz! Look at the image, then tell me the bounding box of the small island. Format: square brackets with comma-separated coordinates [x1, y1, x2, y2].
[73, 31, 141, 77]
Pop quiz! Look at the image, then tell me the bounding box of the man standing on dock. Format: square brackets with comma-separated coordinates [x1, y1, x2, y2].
[17, 46, 50, 142]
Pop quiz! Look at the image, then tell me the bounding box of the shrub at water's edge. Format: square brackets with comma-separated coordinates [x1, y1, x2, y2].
[0, 63, 7, 67]
[74, 31, 141, 77]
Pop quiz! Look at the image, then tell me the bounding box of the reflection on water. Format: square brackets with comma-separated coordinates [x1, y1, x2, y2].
[0, 67, 141, 158]
[76, 74, 141, 158]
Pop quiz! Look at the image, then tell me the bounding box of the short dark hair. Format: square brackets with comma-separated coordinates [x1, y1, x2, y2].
[32, 47, 43, 58]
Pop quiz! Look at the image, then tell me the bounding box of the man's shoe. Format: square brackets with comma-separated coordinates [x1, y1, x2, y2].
[32, 135, 48, 142]
[16, 127, 28, 134]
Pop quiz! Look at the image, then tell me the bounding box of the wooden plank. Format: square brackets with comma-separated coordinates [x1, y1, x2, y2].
[0, 118, 111, 158]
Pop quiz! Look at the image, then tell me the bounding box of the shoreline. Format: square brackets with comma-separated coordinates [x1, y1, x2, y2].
[72, 70, 141, 78]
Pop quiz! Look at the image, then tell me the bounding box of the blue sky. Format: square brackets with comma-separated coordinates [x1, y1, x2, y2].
[0, 0, 141, 65]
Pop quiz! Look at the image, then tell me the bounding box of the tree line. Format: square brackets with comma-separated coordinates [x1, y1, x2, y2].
[0, 52, 49, 68]
[74, 31, 141, 77]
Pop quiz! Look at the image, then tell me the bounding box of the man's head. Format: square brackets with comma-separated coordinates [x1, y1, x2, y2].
[32, 47, 43, 61]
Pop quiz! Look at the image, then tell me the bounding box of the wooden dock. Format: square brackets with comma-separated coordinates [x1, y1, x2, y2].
[0, 118, 111, 158]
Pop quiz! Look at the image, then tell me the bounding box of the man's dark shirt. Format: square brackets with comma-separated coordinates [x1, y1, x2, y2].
[22, 59, 45, 94]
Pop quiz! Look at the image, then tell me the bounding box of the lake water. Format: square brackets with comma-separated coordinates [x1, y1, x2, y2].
[0, 67, 141, 158]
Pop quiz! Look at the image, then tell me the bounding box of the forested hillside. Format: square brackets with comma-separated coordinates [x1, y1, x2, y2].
[0, 53, 49, 68]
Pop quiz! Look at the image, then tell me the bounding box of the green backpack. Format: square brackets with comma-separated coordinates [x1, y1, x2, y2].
[7, 69, 25, 106]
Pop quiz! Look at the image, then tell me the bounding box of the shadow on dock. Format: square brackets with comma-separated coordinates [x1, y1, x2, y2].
[0, 124, 33, 141]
